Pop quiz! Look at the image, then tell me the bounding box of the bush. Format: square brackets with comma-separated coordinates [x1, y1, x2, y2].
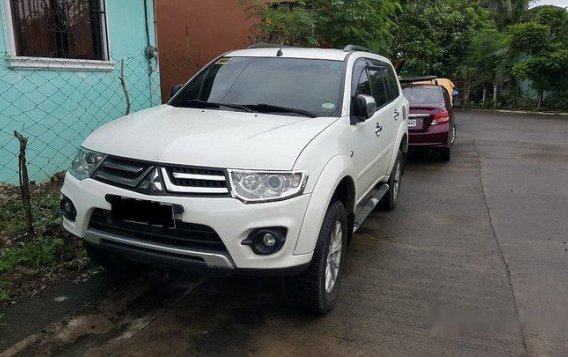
[542, 91, 568, 111]
[0, 237, 64, 274]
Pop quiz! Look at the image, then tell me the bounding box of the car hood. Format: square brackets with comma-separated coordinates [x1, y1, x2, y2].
[83, 105, 337, 170]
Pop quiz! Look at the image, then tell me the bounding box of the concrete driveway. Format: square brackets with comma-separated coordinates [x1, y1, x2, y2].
[2, 111, 567, 356]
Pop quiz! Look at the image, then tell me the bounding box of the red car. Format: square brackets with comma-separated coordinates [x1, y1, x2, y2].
[401, 84, 456, 161]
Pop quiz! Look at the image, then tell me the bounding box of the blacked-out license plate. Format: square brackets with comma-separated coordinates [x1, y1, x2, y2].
[111, 197, 175, 227]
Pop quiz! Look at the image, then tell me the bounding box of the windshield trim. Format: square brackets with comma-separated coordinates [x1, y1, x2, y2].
[168, 56, 347, 118]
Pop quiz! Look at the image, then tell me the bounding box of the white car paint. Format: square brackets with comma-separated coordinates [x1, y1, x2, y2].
[62, 47, 409, 271]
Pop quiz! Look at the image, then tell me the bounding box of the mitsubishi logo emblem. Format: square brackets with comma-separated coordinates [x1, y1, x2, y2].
[139, 167, 163, 193]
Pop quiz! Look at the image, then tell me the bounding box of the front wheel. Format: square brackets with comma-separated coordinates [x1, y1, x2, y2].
[285, 200, 348, 314]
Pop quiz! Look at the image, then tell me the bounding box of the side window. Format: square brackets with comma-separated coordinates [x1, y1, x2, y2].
[386, 67, 400, 100]
[351, 59, 369, 96]
[355, 70, 372, 97]
[442, 87, 452, 110]
[368, 69, 389, 107]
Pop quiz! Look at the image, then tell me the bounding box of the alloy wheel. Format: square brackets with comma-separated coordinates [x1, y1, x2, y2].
[325, 220, 343, 293]
[392, 161, 401, 201]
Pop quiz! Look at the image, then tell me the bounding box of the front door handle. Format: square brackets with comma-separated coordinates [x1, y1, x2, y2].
[394, 108, 400, 121]
[375, 123, 382, 137]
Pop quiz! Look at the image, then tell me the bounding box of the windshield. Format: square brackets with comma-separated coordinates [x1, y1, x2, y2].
[170, 57, 345, 117]
[402, 86, 444, 106]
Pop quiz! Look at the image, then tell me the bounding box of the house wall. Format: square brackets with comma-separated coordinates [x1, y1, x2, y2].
[0, 0, 160, 183]
[156, 0, 257, 101]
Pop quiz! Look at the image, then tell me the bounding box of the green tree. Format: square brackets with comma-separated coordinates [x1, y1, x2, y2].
[312, 0, 401, 54]
[242, 0, 400, 54]
[392, 0, 488, 78]
[461, 25, 511, 106]
[244, 1, 318, 47]
[507, 7, 568, 110]
[479, 0, 532, 29]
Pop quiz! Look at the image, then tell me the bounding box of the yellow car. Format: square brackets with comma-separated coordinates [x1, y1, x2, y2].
[400, 76, 456, 106]
[414, 78, 456, 106]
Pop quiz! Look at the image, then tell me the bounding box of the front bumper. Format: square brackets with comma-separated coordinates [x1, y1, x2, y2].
[61, 173, 314, 272]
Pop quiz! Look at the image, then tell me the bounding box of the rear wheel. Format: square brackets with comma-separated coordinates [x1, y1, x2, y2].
[380, 150, 403, 211]
[285, 200, 348, 314]
[450, 124, 457, 145]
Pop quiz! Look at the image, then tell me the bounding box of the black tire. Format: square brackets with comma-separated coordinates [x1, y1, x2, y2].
[450, 124, 457, 145]
[380, 150, 403, 211]
[85, 243, 142, 278]
[440, 147, 451, 162]
[285, 200, 348, 315]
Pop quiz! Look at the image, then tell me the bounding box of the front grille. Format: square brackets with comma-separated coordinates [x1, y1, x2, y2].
[89, 209, 227, 252]
[162, 166, 228, 194]
[92, 156, 229, 196]
[93, 157, 151, 187]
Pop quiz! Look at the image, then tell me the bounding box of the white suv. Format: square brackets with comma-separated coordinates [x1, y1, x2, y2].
[61, 45, 409, 314]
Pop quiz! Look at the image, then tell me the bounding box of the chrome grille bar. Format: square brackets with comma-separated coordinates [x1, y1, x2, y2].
[161, 168, 229, 194]
[172, 172, 226, 181]
[101, 161, 146, 174]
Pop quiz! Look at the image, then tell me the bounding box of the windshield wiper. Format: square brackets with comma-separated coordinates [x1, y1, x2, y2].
[172, 99, 253, 113]
[172, 99, 220, 109]
[244, 104, 318, 118]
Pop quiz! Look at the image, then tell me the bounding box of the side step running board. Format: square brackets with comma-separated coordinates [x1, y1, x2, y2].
[353, 184, 389, 233]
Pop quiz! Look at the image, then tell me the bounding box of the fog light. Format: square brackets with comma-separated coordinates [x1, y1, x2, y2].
[242, 228, 287, 255]
[60, 195, 77, 221]
[262, 233, 277, 247]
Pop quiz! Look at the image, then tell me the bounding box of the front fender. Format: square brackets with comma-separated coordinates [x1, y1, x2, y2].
[293, 155, 355, 255]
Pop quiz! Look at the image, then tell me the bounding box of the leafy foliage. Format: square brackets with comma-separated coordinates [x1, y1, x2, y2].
[312, 0, 401, 53]
[507, 7, 568, 108]
[245, 1, 318, 47]
[391, 0, 488, 77]
[479, 0, 531, 29]
[243, 0, 400, 53]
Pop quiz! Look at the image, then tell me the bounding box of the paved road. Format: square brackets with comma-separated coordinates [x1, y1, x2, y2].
[3, 111, 568, 356]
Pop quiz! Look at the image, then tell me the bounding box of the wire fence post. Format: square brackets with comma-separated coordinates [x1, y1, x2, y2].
[120, 59, 131, 115]
[13, 130, 35, 238]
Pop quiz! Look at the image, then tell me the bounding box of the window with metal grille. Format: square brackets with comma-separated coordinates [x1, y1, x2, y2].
[9, 0, 108, 60]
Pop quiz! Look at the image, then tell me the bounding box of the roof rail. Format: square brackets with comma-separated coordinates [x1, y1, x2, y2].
[399, 75, 437, 83]
[343, 44, 373, 53]
[247, 43, 287, 49]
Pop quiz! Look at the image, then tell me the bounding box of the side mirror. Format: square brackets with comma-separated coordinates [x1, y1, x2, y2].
[354, 94, 377, 121]
[170, 84, 183, 98]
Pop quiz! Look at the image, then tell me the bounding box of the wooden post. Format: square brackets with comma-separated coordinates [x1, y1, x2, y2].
[13, 131, 35, 237]
[493, 84, 498, 108]
[482, 88, 487, 107]
[120, 59, 131, 115]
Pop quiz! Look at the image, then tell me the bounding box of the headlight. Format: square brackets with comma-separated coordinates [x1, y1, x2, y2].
[229, 170, 308, 203]
[69, 148, 106, 180]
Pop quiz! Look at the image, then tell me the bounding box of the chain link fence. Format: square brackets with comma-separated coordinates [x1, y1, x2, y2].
[0, 52, 161, 184]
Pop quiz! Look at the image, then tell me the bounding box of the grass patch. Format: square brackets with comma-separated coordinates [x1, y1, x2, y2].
[0, 237, 65, 274]
[0, 281, 10, 304]
[0, 181, 89, 305]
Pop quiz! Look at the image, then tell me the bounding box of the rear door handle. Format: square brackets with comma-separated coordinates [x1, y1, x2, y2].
[375, 123, 382, 137]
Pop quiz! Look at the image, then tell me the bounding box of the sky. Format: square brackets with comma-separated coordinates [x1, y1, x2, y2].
[529, 0, 568, 8]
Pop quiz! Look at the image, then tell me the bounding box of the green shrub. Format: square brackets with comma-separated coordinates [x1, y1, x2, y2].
[0, 237, 64, 274]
